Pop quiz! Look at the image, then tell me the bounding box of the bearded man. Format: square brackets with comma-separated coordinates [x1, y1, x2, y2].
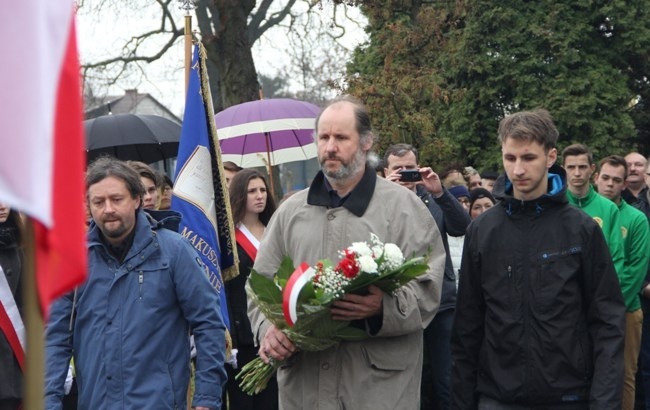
[248, 96, 446, 410]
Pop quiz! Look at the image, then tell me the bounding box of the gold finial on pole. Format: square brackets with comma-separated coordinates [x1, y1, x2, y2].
[179, 0, 196, 96]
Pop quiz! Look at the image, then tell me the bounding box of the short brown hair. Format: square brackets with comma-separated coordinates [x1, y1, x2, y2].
[498, 109, 558, 152]
[598, 155, 628, 179]
[223, 161, 243, 173]
[383, 143, 418, 164]
[87, 157, 144, 207]
[127, 161, 161, 187]
[562, 144, 593, 166]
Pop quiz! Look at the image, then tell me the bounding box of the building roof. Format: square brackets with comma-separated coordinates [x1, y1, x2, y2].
[84, 89, 181, 123]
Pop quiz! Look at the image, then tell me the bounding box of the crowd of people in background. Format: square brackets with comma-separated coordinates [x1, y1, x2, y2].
[1, 96, 650, 410]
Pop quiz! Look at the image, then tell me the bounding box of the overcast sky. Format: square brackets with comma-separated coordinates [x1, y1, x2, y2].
[76, 1, 367, 117]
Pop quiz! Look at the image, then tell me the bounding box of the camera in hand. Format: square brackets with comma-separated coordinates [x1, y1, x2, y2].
[398, 169, 422, 182]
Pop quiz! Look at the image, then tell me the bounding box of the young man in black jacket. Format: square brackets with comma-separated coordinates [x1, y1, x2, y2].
[451, 109, 626, 409]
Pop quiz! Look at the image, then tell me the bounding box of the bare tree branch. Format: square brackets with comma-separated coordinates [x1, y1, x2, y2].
[79, 0, 366, 113]
[247, 0, 298, 44]
[81, 0, 181, 71]
[195, 0, 217, 41]
[248, 0, 274, 37]
[82, 30, 181, 69]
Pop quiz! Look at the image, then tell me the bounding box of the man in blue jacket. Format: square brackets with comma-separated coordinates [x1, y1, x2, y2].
[45, 157, 227, 410]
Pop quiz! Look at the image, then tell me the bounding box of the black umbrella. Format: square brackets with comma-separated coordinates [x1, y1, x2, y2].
[84, 114, 181, 164]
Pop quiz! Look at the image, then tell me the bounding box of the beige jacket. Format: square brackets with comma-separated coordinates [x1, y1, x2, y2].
[248, 169, 445, 410]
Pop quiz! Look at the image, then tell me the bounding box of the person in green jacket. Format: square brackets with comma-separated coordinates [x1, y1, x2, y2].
[594, 155, 650, 410]
[562, 143, 625, 277]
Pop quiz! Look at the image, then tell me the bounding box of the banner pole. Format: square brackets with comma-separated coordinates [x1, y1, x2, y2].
[23, 219, 44, 410]
[185, 14, 192, 96]
[180, 6, 198, 408]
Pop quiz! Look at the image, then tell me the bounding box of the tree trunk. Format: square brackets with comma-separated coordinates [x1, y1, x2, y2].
[199, 0, 261, 113]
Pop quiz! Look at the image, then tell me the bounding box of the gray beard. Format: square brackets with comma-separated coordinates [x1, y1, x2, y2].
[321, 149, 366, 182]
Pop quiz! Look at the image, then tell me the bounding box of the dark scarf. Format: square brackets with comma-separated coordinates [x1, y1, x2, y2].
[0, 226, 18, 250]
[100, 226, 136, 264]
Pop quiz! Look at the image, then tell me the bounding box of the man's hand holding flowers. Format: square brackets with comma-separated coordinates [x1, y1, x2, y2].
[239, 234, 430, 395]
[330, 284, 382, 321]
[259, 325, 297, 364]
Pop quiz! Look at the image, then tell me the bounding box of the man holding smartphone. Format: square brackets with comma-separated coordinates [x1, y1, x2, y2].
[384, 143, 471, 410]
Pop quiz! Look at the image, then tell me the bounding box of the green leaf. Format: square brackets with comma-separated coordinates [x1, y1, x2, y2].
[298, 281, 317, 301]
[272, 256, 296, 291]
[276, 256, 296, 282]
[249, 270, 282, 305]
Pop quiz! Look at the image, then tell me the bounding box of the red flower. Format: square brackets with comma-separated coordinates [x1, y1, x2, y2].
[337, 254, 360, 278]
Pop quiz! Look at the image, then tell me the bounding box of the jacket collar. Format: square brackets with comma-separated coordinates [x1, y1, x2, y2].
[493, 164, 568, 215]
[307, 165, 377, 217]
[88, 208, 183, 262]
[566, 184, 597, 208]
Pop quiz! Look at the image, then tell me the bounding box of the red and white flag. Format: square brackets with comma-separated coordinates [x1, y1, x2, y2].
[283, 263, 316, 327]
[0, 1, 87, 316]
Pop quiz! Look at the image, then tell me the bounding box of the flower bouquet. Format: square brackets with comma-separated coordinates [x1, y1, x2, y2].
[236, 234, 429, 395]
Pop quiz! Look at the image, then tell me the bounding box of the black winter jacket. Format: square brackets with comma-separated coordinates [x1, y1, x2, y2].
[417, 186, 471, 312]
[451, 166, 625, 409]
[225, 242, 255, 348]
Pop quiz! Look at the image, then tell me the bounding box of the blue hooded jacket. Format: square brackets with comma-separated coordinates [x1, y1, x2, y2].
[45, 209, 226, 409]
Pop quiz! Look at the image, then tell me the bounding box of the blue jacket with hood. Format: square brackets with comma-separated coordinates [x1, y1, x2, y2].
[45, 209, 226, 409]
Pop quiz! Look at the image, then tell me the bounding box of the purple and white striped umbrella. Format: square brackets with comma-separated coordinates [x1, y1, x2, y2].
[214, 98, 320, 168]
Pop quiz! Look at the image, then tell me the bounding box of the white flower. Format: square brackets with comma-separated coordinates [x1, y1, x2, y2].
[313, 265, 351, 295]
[369, 234, 385, 258]
[349, 241, 373, 257]
[358, 255, 378, 273]
[369, 233, 382, 245]
[382, 243, 404, 269]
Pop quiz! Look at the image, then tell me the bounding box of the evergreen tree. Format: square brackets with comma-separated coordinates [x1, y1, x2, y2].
[347, 1, 650, 170]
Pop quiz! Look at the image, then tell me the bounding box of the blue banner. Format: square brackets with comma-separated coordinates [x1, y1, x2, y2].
[171, 44, 237, 330]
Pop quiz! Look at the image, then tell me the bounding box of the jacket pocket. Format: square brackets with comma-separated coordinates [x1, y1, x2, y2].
[534, 247, 581, 313]
[135, 261, 171, 308]
[360, 337, 410, 371]
[575, 328, 594, 381]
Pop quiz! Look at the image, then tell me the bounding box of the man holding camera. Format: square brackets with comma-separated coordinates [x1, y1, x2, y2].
[384, 143, 471, 410]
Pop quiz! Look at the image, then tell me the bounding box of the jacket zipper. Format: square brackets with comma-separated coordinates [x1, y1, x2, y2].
[507, 265, 513, 310]
[522, 230, 532, 401]
[138, 272, 143, 299]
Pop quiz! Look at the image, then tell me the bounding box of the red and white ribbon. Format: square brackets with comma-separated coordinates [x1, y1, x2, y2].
[282, 263, 316, 327]
[0, 265, 25, 371]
